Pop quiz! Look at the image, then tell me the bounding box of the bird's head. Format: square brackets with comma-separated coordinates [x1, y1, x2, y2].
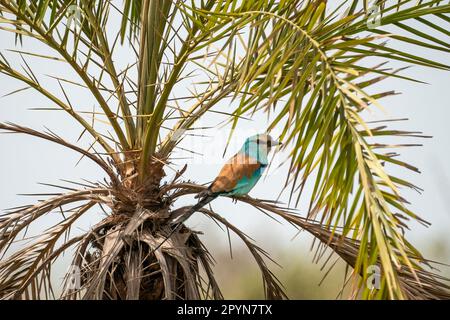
[241, 134, 281, 165]
[245, 133, 282, 150]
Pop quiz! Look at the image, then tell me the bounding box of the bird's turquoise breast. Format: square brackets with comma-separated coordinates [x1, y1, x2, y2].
[225, 166, 265, 196]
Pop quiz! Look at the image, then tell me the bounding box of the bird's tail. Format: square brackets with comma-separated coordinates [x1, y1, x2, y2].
[194, 188, 213, 199]
[170, 190, 217, 225]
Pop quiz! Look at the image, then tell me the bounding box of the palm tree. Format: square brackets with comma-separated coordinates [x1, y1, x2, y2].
[0, 0, 449, 300]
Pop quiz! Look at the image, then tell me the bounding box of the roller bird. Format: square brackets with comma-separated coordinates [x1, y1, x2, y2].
[170, 133, 281, 225]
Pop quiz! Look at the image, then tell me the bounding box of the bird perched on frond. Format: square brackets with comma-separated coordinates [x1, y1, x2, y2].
[170, 133, 281, 225]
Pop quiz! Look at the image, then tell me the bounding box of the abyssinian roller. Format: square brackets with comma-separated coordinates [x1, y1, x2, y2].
[171, 133, 281, 225]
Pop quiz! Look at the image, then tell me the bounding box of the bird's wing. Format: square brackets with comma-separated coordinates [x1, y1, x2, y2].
[210, 152, 261, 194]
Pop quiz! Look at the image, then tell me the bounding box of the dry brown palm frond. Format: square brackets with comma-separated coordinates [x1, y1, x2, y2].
[188, 233, 223, 300]
[61, 206, 220, 300]
[197, 207, 287, 300]
[0, 202, 95, 299]
[0, 189, 111, 254]
[0, 122, 119, 185]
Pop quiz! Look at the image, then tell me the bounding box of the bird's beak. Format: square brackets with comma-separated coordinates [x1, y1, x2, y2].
[272, 140, 282, 147]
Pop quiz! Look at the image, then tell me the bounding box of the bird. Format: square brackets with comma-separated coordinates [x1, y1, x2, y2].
[170, 133, 281, 226]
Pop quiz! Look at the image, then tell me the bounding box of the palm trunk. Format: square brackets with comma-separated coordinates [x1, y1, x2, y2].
[62, 160, 221, 300]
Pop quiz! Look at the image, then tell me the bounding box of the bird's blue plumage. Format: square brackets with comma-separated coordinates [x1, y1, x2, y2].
[223, 165, 265, 196]
[218, 134, 273, 196]
[170, 134, 280, 225]
[240, 134, 269, 166]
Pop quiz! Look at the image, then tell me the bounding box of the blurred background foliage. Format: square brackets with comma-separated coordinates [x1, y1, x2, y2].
[210, 238, 450, 299]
